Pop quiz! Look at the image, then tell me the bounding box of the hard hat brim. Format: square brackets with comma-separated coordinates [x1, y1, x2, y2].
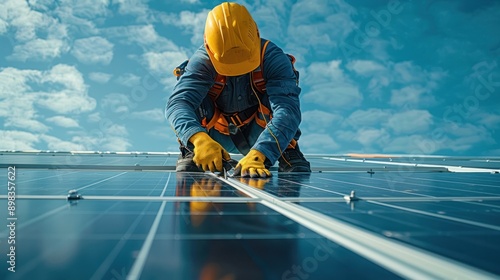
[208, 46, 261, 76]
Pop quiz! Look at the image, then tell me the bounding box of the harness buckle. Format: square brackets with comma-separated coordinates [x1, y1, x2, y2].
[229, 114, 244, 127]
[228, 123, 238, 135]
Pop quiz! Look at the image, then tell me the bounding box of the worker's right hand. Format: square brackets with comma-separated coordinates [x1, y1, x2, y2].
[189, 132, 230, 172]
[234, 149, 271, 178]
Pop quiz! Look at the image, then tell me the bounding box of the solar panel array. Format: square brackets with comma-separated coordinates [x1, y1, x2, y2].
[0, 151, 499, 280]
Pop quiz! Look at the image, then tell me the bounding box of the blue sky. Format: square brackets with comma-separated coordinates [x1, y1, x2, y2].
[1, 0, 499, 156]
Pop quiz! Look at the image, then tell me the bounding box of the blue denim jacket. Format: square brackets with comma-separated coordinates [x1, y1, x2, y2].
[166, 39, 302, 164]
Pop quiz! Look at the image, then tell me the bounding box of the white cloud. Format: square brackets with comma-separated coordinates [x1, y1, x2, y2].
[3, 0, 70, 61]
[343, 58, 447, 102]
[87, 112, 101, 123]
[113, 0, 150, 19]
[390, 85, 437, 107]
[158, 9, 208, 45]
[37, 64, 96, 114]
[392, 61, 446, 87]
[347, 60, 386, 75]
[383, 128, 491, 155]
[102, 136, 132, 151]
[0, 18, 7, 34]
[387, 110, 433, 134]
[68, 121, 132, 151]
[301, 110, 343, 133]
[250, 1, 292, 45]
[0, 65, 95, 135]
[298, 133, 340, 154]
[46, 116, 79, 128]
[71, 36, 114, 65]
[40, 135, 86, 151]
[345, 108, 391, 128]
[0, 73, 44, 130]
[89, 72, 112, 83]
[287, 0, 357, 57]
[3, 118, 50, 133]
[475, 112, 500, 129]
[59, 0, 110, 19]
[104, 24, 178, 52]
[442, 122, 492, 139]
[0, 68, 39, 98]
[101, 93, 132, 113]
[180, 0, 199, 3]
[54, 5, 100, 36]
[354, 128, 389, 147]
[383, 135, 439, 154]
[177, 10, 208, 45]
[104, 123, 128, 136]
[302, 60, 362, 109]
[142, 50, 188, 76]
[115, 73, 141, 87]
[305, 86, 362, 109]
[9, 38, 69, 61]
[4, 0, 52, 41]
[0, 130, 40, 150]
[130, 109, 165, 123]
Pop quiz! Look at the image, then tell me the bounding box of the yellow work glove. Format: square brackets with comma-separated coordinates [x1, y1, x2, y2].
[189, 132, 230, 172]
[234, 149, 271, 178]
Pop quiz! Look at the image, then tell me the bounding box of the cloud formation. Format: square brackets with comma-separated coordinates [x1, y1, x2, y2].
[71, 36, 114, 64]
[0, 0, 498, 155]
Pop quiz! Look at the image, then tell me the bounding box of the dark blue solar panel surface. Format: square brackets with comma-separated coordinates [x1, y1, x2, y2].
[0, 152, 499, 279]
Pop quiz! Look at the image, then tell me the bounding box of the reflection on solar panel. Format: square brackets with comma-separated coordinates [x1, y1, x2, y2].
[1, 151, 499, 280]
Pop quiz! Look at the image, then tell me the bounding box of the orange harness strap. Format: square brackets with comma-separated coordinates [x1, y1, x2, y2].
[202, 40, 271, 135]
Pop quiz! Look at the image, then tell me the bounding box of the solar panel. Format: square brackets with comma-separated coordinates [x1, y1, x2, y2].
[1, 151, 499, 279]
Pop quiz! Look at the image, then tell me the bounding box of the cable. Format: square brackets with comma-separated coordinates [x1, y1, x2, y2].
[250, 76, 292, 167]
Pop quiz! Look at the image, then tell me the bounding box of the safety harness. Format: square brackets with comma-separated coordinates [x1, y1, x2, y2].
[173, 40, 299, 153]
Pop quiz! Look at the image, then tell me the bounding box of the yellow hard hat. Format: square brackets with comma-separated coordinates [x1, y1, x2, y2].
[204, 2, 260, 76]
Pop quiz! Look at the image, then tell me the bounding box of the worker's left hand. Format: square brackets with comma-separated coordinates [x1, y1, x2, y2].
[234, 149, 271, 178]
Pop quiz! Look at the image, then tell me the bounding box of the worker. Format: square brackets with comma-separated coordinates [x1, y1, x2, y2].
[166, 2, 311, 178]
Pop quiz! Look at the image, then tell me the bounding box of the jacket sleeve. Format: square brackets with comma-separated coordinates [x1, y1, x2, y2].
[165, 48, 216, 146]
[252, 41, 302, 164]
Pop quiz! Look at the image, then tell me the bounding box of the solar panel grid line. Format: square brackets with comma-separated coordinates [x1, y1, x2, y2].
[394, 176, 500, 189]
[145, 172, 171, 196]
[452, 175, 500, 184]
[278, 196, 500, 203]
[0, 195, 67, 200]
[278, 177, 346, 197]
[95, 172, 163, 197]
[460, 200, 500, 210]
[325, 157, 500, 173]
[219, 175, 499, 280]
[13, 170, 81, 184]
[127, 200, 167, 280]
[126, 172, 171, 280]
[151, 233, 308, 240]
[367, 200, 500, 231]
[0, 200, 135, 279]
[2, 153, 499, 279]
[89, 202, 158, 280]
[74, 172, 128, 192]
[5, 194, 494, 202]
[0, 164, 177, 170]
[315, 176, 434, 198]
[337, 174, 500, 197]
[0, 204, 68, 238]
[81, 196, 258, 202]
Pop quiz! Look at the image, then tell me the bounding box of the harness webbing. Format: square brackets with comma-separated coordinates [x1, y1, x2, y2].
[173, 40, 298, 136]
[202, 40, 271, 135]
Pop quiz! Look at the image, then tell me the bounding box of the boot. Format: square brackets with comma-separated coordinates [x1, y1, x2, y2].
[176, 144, 203, 172]
[278, 144, 311, 172]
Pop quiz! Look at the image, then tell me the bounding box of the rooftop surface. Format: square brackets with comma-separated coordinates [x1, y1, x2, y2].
[1, 151, 499, 280]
